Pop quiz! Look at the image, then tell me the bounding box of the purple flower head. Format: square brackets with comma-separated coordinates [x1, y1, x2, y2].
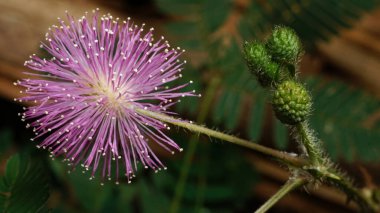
[16, 9, 197, 184]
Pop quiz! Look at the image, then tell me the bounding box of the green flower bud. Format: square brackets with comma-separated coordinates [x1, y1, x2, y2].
[272, 80, 311, 125]
[243, 41, 279, 87]
[266, 26, 302, 64]
[256, 62, 279, 87]
[244, 41, 271, 71]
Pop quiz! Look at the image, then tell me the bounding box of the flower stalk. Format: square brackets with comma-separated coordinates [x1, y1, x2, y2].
[135, 102, 379, 212]
[135, 107, 306, 167]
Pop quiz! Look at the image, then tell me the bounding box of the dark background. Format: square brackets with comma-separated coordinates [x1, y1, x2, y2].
[0, 0, 380, 212]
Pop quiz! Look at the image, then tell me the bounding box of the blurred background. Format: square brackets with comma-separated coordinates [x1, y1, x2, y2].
[0, 0, 380, 212]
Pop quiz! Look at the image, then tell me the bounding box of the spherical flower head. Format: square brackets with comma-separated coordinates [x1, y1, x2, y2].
[272, 80, 311, 125]
[16, 9, 196, 184]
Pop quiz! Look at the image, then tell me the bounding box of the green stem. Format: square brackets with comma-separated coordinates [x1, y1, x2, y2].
[135, 108, 306, 167]
[255, 178, 307, 213]
[325, 169, 379, 213]
[297, 122, 379, 212]
[295, 122, 321, 165]
[135, 107, 379, 212]
[170, 77, 220, 213]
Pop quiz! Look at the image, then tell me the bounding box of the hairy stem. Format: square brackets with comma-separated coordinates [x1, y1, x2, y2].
[325, 169, 379, 212]
[135, 107, 379, 212]
[255, 178, 307, 213]
[297, 122, 379, 212]
[295, 122, 322, 165]
[135, 108, 306, 167]
[170, 77, 220, 213]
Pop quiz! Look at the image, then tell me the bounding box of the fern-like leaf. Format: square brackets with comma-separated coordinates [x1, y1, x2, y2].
[306, 78, 380, 161]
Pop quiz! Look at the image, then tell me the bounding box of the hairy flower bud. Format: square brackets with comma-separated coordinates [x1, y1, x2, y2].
[266, 26, 301, 64]
[243, 41, 279, 87]
[272, 80, 311, 125]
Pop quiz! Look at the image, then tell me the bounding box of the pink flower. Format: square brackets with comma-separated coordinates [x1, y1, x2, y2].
[16, 9, 195, 184]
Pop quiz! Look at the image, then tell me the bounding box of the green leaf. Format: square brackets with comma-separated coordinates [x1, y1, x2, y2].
[308, 77, 380, 161]
[0, 153, 50, 213]
[4, 155, 20, 187]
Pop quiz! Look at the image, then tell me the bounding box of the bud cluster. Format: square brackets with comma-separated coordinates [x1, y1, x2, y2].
[244, 26, 311, 125]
